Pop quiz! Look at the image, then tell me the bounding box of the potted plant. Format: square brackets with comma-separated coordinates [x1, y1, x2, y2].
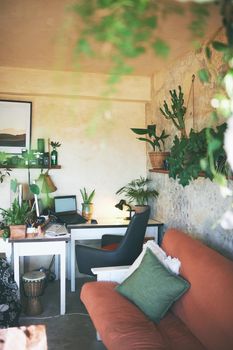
[116, 176, 158, 213]
[0, 199, 30, 239]
[80, 187, 95, 221]
[159, 85, 187, 139]
[131, 124, 169, 169]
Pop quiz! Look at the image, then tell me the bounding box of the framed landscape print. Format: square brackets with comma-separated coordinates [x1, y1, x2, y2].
[0, 100, 32, 154]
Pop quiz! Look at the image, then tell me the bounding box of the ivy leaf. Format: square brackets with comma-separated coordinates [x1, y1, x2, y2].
[75, 38, 93, 56]
[144, 16, 157, 29]
[153, 39, 170, 58]
[205, 46, 212, 60]
[208, 138, 221, 153]
[212, 41, 228, 52]
[29, 184, 40, 195]
[198, 68, 210, 83]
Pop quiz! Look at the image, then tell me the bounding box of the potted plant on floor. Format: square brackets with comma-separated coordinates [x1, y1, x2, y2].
[80, 187, 95, 221]
[116, 176, 158, 213]
[131, 124, 169, 169]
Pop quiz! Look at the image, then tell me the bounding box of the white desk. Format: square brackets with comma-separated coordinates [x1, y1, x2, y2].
[10, 235, 70, 315]
[68, 218, 163, 292]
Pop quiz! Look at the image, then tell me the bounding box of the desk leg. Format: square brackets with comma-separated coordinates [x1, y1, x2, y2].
[60, 244, 66, 315]
[71, 238, 75, 292]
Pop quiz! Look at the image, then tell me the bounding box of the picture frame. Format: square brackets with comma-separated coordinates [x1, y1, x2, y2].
[0, 100, 32, 154]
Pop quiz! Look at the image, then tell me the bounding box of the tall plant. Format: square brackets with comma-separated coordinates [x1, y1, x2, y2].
[160, 86, 187, 138]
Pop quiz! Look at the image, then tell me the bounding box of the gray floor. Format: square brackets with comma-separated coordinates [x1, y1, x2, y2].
[19, 277, 107, 350]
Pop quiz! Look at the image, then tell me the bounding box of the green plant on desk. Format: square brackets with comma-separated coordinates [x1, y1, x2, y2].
[80, 187, 95, 221]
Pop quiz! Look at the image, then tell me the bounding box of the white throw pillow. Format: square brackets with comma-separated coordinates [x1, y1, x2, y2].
[124, 240, 181, 280]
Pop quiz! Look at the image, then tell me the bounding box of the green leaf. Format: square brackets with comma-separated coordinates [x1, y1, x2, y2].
[198, 68, 210, 83]
[131, 128, 148, 135]
[153, 39, 170, 58]
[212, 41, 228, 52]
[75, 38, 93, 56]
[205, 46, 212, 60]
[10, 179, 18, 193]
[208, 138, 221, 153]
[200, 158, 208, 171]
[144, 16, 157, 28]
[29, 184, 40, 195]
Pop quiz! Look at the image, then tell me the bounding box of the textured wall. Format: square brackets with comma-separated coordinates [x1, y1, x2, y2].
[147, 32, 233, 259]
[149, 173, 233, 258]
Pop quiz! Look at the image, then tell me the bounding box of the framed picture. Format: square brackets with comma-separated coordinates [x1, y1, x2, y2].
[0, 100, 32, 154]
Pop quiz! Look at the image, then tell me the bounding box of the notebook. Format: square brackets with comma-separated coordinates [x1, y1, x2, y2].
[54, 195, 87, 225]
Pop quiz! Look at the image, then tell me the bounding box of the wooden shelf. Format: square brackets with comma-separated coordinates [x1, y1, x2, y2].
[149, 169, 169, 174]
[0, 165, 61, 169]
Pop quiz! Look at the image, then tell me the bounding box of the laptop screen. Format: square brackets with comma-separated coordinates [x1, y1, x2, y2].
[54, 196, 77, 214]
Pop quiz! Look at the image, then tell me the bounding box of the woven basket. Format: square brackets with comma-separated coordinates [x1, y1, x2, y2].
[148, 151, 170, 169]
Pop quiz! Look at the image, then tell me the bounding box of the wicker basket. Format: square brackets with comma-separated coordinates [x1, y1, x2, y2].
[148, 151, 170, 169]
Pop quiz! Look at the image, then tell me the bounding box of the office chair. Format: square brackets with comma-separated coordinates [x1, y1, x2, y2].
[75, 207, 150, 276]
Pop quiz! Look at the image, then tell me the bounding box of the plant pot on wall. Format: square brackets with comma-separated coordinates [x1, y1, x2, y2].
[133, 204, 150, 214]
[148, 151, 170, 170]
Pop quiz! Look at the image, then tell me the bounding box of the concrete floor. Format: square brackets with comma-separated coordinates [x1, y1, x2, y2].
[19, 277, 107, 350]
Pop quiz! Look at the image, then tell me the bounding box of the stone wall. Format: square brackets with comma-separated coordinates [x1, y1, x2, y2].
[147, 32, 233, 259]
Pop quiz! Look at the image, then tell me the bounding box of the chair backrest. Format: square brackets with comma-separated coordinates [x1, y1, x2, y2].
[114, 207, 150, 265]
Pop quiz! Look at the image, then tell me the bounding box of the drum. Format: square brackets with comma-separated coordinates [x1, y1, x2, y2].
[22, 271, 46, 316]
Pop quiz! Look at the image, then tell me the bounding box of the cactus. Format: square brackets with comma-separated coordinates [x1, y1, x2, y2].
[160, 86, 187, 138]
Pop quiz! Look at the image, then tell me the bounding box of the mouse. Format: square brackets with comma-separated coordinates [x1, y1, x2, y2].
[91, 219, 98, 224]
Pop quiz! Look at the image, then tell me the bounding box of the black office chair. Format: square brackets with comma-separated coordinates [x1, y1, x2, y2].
[75, 207, 150, 276]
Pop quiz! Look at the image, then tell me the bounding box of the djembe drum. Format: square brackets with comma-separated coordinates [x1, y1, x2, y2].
[22, 271, 46, 316]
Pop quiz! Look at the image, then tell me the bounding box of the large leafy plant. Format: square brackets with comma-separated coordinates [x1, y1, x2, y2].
[116, 176, 158, 205]
[168, 123, 228, 186]
[131, 124, 169, 152]
[0, 199, 30, 226]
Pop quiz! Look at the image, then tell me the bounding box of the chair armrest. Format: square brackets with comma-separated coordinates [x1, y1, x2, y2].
[91, 265, 130, 283]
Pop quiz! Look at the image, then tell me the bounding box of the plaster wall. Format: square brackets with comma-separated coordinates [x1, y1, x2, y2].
[0, 67, 149, 269]
[147, 37, 233, 258]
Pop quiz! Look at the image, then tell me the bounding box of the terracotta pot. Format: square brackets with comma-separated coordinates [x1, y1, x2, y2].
[10, 225, 26, 239]
[133, 205, 150, 214]
[82, 203, 94, 222]
[148, 151, 170, 169]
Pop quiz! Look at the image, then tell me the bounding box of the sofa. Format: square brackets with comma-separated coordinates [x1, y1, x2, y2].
[81, 228, 233, 350]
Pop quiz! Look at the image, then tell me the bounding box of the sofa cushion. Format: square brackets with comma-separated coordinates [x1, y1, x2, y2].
[81, 281, 205, 350]
[124, 240, 181, 280]
[162, 229, 233, 350]
[116, 249, 190, 323]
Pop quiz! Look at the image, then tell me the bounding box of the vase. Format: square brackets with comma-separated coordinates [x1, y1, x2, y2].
[82, 203, 93, 221]
[51, 149, 58, 166]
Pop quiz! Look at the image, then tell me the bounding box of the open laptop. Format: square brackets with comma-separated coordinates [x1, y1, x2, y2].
[54, 195, 87, 225]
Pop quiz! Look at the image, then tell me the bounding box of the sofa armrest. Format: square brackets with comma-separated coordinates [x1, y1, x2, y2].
[91, 265, 130, 283]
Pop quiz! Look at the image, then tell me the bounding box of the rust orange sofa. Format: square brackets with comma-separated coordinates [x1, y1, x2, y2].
[81, 228, 233, 350]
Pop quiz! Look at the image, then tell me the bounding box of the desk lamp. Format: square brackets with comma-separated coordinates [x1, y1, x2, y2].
[115, 199, 133, 220]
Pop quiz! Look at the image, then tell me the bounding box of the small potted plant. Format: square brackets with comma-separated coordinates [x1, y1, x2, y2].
[0, 199, 30, 239]
[80, 187, 95, 221]
[50, 141, 61, 167]
[131, 124, 169, 169]
[116, 176, 158, 213]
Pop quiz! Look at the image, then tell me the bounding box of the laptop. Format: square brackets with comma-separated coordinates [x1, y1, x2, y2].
[54, 195, 87, 225]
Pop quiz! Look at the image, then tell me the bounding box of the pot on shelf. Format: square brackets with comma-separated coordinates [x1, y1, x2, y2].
[148, 151, 170, 170]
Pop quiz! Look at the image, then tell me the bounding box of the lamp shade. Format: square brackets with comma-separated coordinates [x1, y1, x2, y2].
[37, 172, 57, 193]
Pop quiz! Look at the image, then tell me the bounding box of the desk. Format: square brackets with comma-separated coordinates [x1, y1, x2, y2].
[68, 218, 163, 292]
[10, 235, 70, 315]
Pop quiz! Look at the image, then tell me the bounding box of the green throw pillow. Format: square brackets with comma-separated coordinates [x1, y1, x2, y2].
[116, 248, 190, 323]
